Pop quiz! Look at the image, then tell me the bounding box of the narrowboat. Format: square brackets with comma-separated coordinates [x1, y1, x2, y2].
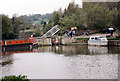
[88, 36, 108, 46]
[0, 37, 37, 51]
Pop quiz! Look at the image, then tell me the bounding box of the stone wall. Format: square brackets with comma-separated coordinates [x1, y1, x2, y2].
[76, 39, 88, 43]
[37, 38, 52, 46]
[61, 37, 76, 45]
[108, 40, 120, 46]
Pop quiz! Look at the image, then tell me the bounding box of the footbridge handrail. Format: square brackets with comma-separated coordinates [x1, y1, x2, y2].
[41, 25, 60, 38]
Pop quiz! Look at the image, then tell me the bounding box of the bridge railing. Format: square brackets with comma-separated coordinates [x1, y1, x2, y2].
[35, 25, 60, 43]
[41, 25, 60, 38]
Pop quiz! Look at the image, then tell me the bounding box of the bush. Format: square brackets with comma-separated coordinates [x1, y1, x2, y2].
[1, 75, 30, 81]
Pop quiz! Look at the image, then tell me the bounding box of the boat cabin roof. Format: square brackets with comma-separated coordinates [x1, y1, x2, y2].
[89, 36, 107, 40]
[90, 36, 106, 38]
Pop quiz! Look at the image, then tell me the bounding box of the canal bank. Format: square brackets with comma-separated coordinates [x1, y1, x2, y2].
[37, 37, 88, 46]
[36, 37, 120, 46]
[1, 37, 120, 53]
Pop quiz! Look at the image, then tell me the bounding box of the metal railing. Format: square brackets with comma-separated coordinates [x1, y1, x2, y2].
[41, 25, 60, 38]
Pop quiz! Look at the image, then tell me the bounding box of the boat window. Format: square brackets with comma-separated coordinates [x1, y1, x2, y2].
[95, 37, 99, 40]
[8, 41, 11, 44]
[25, 40, 27, 43]
[100, 36, 105, 38]
[91, 37, 94, 40]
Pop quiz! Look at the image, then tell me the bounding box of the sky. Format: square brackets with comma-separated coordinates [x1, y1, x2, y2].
[82, 0, 120, 2]
[0, 0, 82, 18]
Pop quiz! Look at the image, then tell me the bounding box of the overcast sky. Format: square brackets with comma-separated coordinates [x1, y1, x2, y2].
[82, 0, 120, 2]
[0, 0, 82, 17]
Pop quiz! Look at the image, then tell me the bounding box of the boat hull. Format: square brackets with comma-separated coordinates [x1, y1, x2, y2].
[1, 38, 38, 52]
[88, 40, 108, 46]
[1, 43, 33, 52]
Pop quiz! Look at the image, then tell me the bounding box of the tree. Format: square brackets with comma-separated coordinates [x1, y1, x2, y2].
[42, 21, 53, 34]
[53, 13, 60, 25]
[2, 15, 14, 40]
[12, 16, 30, 38]
[52, 10, 63, 26]
[12, 17, 20, 38]
[0, 15, 2, 40]
[83, 3, 119, 30]
[64, 2, 76, 16]
[41, 2, 119, 36]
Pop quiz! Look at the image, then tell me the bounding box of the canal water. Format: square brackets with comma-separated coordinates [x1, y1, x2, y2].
[1, 45, 120, 79]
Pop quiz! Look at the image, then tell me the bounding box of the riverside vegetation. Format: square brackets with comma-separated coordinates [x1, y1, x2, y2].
[1, 75, 30, 81]
[1, 1, 120, 40]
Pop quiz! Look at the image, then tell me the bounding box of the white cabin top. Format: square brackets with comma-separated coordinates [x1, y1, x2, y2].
[89, 36, 108, 41]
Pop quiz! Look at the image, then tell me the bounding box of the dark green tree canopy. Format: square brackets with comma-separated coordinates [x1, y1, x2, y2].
[2, 15, 14, 40]
[43, 2, 119, 35]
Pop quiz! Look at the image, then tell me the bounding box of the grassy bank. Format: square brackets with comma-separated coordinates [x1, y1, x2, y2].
[107, 37, 120, 40]
[75, 38, 89, 44]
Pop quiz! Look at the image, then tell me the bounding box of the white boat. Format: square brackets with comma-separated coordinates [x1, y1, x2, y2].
[88, 36, 108, 46]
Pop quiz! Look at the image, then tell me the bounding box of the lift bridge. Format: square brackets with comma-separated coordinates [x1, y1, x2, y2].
[42, 25, 60, 38]
[36, 25, 60, 39]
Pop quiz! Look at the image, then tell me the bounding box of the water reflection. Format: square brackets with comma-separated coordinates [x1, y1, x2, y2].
[1, 45, 120, 79]
[0, 48, 2, 79]
[88, 46, 108, 54]
[37, 45, 89, 56]
[108, 46, 120, 54]
[1, 48, 34, 66]
[37, 45, 120, 55]
[1, 53, 13, 65]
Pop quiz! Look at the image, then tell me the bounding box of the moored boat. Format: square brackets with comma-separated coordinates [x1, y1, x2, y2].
[88, 36, 108, 46]
[0, 37, 37, 51]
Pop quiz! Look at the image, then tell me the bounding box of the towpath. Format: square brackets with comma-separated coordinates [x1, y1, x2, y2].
[74, 33, 110, 38]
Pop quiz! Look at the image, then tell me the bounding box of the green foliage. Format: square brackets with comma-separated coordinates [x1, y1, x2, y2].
[12, 17, 20, 38]
[34, 28, 42, 37]
[1, 13, 53, 39]
[1, 15, 14, 40]
[107, 37, 120, 40]
[1, 75, 30, 81]
[12, 16, 32, 38]
[21, 14, 53, 37]
[0, 15, 2, 40]
[42, 21, 53, 34]
[2, 2, 118, 38]
[64, 2, 76, 16]
[22, 14, 52, 25]
[81, 3, 119, 30]
[44, 2, 119, 36]
[53, 13, 60, 25]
